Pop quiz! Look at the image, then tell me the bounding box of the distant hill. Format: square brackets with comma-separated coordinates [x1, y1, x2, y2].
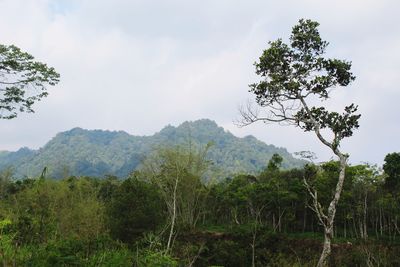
[0, 119, 305, 178]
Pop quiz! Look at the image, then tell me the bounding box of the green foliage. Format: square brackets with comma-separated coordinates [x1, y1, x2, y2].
[267, 153, 283, 172]
[135, 250, 178, 267]
[383, 152, 400, 191]
[106, 176, 164, 244]
[0, 152, 398, 265]
[11, 238, 133, 267]
[0, 119, 305, 179]
[138, 142, 212, 259]
[0, 219, 18, 265]
[0, 44, 60, 119]
[86, 248, 133, 267]
[57, 177, 105, 241]
[248, 18, 360, 146]
[207, 239, 249, 267]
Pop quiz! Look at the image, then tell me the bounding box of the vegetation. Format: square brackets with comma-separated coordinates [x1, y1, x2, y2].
[0, 149, 399, 266]
[0, 44, 59, 119]
[0, 119, 305, 179]
[1, 19, 397, 267]
[239, 19, 360, 266]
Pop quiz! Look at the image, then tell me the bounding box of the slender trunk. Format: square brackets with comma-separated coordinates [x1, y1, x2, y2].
[318, 228, 332, 267]
[272, 214, 276, 233]
[379, 207, 383, 236]
[251, 208, 264, 267]
[278, 207, 282, 232]
[187, 243, 205, 267]
[352, 215, 357, 238]
[316, 154, 347, 267]
[166, 170, 179, 252]
[233, 208, 240, 225]
[363, 193, 368, 239]
[303, 204, 307, 233]
[359, 218, 364, 239]
[394, 216, 400, 236]
[251, 225, 257, 267]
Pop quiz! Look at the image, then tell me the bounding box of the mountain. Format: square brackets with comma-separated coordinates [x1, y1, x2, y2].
[0, 119, 305, 178]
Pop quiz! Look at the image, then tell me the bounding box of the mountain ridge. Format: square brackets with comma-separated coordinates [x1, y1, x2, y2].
[0, 119, 305, 178]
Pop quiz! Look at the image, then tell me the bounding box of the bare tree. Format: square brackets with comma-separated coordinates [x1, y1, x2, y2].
[237, 19, 361, 266]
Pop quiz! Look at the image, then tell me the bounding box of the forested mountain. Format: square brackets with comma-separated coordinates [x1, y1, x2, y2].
[0, 119, 305, 178]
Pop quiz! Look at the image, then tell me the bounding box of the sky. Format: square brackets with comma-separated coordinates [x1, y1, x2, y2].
[0, 0, 399, 166]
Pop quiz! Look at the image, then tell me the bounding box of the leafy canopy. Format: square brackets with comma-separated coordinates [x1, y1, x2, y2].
[248, 19, 360, 148]
[0, 44, 60, 119]
[383, 152, 400, 190]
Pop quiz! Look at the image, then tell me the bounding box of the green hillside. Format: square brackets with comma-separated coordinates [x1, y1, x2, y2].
[0, 119, 305, 178]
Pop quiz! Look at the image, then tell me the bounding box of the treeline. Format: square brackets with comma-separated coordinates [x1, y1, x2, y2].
[0, 148, 399, 266]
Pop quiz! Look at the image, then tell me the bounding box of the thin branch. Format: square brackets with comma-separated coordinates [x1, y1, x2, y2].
[304, 177, 328, 228]
[236, 100, 297, 128]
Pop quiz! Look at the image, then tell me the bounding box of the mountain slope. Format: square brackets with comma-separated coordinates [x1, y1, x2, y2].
[0, 119, 305, 178]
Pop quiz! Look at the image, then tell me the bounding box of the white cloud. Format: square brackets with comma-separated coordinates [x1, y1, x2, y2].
[0, 0, 399, 165]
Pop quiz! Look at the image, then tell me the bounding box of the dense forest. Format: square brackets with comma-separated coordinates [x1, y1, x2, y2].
[0, 119, 304, 178]
[0, 145, 399, 266]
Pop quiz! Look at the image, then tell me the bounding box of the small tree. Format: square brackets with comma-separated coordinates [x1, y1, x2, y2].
[267, 153, 283, 172]
[106, 176, 163, 244]
[0, 44, 59, 119]
[238, 19, 361, 266]
[140, 144, 211, 253]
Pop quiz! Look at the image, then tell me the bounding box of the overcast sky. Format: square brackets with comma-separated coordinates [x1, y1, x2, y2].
[0, 0, 399, 166]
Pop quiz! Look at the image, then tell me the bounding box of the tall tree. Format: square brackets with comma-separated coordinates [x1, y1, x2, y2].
[238, 19, 360, 266]
[0, 44, 59, 119]
[383, 152, 400, 191]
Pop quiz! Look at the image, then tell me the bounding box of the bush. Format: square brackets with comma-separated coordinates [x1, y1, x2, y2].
[134, 250, 178, 267]
[107, 177, 164, 244]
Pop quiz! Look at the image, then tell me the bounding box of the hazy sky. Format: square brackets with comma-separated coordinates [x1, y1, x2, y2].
[0, 0, 399, 165]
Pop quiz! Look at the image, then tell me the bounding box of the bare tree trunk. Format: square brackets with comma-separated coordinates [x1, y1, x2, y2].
[251, 217, 259, 267]
[166, 170, 179, 252]
[272, 213, 276, 233]
[318, 228, 332, 267]
[379, 207, 383, 236]
[359, 218, 364, 239]
[278, 208, 285, 233]
[232, 208, 240, 225]
[363, 193, 368, 239]
[315, 154, 347, 267]
[250, 206, 265, 267]
[352, 213, 358, 238]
